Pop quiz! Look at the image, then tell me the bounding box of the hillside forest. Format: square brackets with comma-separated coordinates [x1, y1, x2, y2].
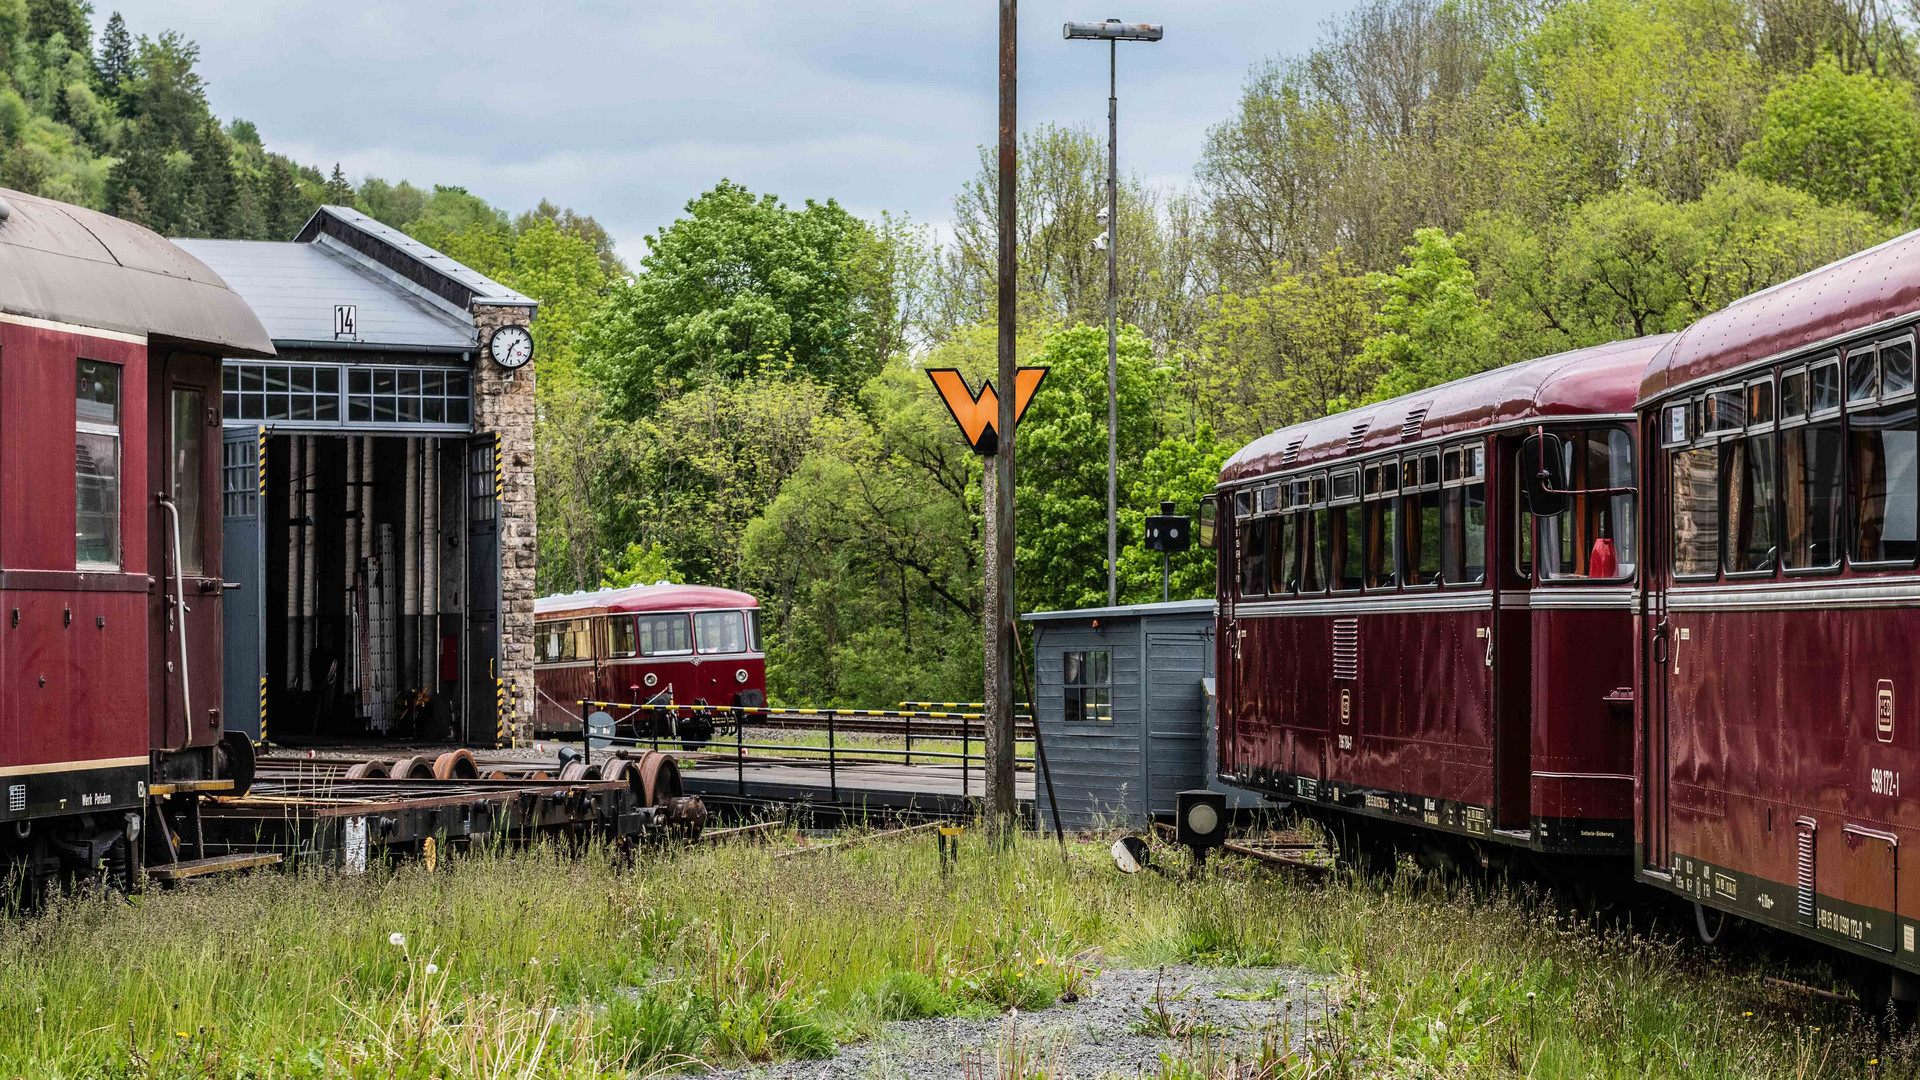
[5, 0, 1917, 706]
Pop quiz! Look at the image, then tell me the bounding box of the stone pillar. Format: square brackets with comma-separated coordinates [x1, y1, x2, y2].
[470, 302, 537, 742]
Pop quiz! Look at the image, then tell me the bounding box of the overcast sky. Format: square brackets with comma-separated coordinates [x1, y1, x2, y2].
[107, 1, 1352, 263]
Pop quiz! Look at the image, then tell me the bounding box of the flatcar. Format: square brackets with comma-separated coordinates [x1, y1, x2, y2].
[0, 187, 275, 896]
[1209, 335, 1671, 870]
[1635, 229, 1920, 1002]
[533, 582, 765, 745]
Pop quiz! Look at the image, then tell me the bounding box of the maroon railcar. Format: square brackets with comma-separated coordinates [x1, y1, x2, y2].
[0, 188, 274, 888]
[533, 583, 765, 743]
[1636, 230, 1920, 990]
[1213, 335, 1671, 860]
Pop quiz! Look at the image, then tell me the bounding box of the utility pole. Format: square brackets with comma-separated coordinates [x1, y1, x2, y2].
[1105, 36, 1118, 607]
[985, 0, 1019, 840]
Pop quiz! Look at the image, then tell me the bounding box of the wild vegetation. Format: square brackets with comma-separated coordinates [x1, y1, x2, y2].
[0, 831, 1909, 1078]
[5, 0, 1919, 705]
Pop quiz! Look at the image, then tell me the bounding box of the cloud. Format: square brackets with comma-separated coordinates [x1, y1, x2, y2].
[107, 0, 1352, 263]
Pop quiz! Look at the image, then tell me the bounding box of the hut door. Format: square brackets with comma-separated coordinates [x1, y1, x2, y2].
[1145, 632, 1210, 818]
[464, 435, 502, 745]
[221, 426, 266, 742]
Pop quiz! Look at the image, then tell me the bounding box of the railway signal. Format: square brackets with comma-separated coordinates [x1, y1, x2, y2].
[1141, 500, 1190, 601]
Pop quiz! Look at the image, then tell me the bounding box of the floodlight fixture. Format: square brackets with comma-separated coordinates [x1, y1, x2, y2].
[1063, 19, 1163, 40]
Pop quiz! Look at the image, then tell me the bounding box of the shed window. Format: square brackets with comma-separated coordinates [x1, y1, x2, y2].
[1063, 650, 1112, 723]
[1849, 402, 1918, 565]
[635, 613, 693, 656]
[696, 610, 748, 654]
[75, 360, 121, 570]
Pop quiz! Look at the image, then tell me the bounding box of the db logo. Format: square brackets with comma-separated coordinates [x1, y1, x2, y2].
[1878, 679, 1896, 743]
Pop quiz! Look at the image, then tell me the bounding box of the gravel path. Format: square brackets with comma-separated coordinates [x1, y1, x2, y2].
[704, 966, 1325, 1080]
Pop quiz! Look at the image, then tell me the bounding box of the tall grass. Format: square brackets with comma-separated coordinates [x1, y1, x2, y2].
[0, 828, 1906, 1078]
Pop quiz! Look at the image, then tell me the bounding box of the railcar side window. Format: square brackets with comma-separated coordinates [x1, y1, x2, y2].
[1849, 402, 1919, 565]
[636, 613, 693, 656]
[1402, 454, 1442, 585]
[1268, 515, 1294, 593]
[538, 618, 593, 662]
[1537, 429, 1637, 581]
[608, 617, 638, 658]
[1440, 443, 1487, 584]
[75, 360, 121, 570]
[1063, 650, 1112, 722]
[1849, 346, 1880, 404]
[171, 389, 206, 575]
[1783, 421, 1844, 569]
[1363, 460, 1399, 589]
[1238, 516, 1269, 597]
[1329, 470, 1362, 591]
[1726, 419, 1779, 574]
[1885, 338, 1916, 397]
[1811, 359, 1842, 413]
[1671, 445, 1722, 577]
[695, 610, 748, 654]
[1301, 475, 1328, 592]
[746, 609, 764, 651]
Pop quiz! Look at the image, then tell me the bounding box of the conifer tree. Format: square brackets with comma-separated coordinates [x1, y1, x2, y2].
[93, 12, 131, 103]
[323, 163, 353, 207]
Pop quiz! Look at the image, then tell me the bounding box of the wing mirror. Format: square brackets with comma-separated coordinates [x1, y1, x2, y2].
[1520, 432, 1570, 518]
[1196, 495, 1218, 550]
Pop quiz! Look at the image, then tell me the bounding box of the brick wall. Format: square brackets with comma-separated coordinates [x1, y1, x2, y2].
[470, 302, 537, 742]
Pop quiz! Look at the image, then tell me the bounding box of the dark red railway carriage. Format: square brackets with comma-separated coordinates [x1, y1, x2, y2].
[1213, 335, 1671, 862]
[1636, 230, 1920, 993]
[533, 583, 765, 743]
[0, 188, 274, 888]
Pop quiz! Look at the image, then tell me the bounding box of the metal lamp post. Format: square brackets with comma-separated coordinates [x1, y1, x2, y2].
[1064, 18, 1162, 606]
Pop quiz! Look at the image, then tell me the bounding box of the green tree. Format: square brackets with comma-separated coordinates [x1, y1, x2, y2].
[25, 0, 84, 48]
[92, 10, 129, 100]
[1741, 59, 1920, 225]
[1114, 426, 1232, 603]
[1362, 228, 1499, 401]
[322, 162, 352, 206]
[578, 180, 895, 416]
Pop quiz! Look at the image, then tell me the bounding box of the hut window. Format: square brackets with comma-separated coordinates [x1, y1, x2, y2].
[75, 359, 121, 571]
[1063, 650, 1112, 723]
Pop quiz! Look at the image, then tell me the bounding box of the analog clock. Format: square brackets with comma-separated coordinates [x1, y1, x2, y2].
[489, 324, 534, 370]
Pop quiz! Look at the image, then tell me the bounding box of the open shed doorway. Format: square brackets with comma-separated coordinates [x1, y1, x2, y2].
[222, 430, 500, 745]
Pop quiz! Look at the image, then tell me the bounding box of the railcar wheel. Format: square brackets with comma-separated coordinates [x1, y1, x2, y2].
[597, 756, 645, 802]
[344, 760, 390, 779]
[217, 731, 256, 797]
[391, 756, 436, 779]
[432, 749, 479, 780]
[558, 760, 594, 782]
[679, 713, 715, 750]
[1693, 901, 1729, 945]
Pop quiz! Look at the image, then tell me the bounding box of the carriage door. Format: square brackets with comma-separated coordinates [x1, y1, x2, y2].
[221, 426, 266, 742]
[152, 355, 225, 752]
[1492, 435, 1532, 831]
[1642, 402, 1684, 871]
[465, 434, 502, 745]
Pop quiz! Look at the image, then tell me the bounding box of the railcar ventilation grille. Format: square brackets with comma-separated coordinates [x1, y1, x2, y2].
[1795, 819, 1817, 924]
[1281, 438, 1305, 466]
[1400, 405, 1430, 440]
[1345, 421, 1371, 453]
[1332, 619, 1360, 680]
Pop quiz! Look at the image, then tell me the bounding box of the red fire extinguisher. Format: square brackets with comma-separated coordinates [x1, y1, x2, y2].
[1588, 511, 1618, 578]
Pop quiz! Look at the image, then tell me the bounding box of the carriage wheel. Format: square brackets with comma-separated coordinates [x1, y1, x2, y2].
[344, 760, 391, 779]
[432, 749, 479, 780]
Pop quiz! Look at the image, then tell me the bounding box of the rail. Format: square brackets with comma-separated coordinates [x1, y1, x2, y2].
[576, 699, 1035, 803]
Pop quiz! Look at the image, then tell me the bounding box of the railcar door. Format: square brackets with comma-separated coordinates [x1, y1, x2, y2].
[1492, 435, 1532, 831]
[220, 426, 266, 743]
[150, 352, 225, 753]
[1643, 402, 1681, 872]
[465, 434, 502, 745]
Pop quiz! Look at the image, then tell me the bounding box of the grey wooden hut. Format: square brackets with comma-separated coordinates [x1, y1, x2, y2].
[1024, 600, 1260, 830]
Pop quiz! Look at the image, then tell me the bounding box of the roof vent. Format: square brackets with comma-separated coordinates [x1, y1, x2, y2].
[1345, 419, 1371, 452]
[1400, 405, 1430, 440]
[1280, 437, 1305, 466]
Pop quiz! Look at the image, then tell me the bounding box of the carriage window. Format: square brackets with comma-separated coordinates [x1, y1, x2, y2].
[635, 613, 693, 656]
[171, 389, 206, 575]
[1849, 402, 1918, 565]
[1748, 380, 1775, 426]
[1534, 428, 1637, 581]
[1270, 515, 1296, 594]
[1259, 484, 1280, 513]
[1671, 446, 1721, 577]
[1726, 432, 1779, 573]
[1440, 442, 1487, 585]
[1811, 360, 1842, 414]
[1784, 421, 1844, 570]
[538, 618, 593, 662]
[1238, 519, 1269, 596]
[746, 609, 764, 652]
[1364, 463, 1399, 590]
[1301, 509, 1326, 593]
[696, 610, 748, 654]
[1063, 650, 1112, 723]
[1329, 505, 1362, 591]
[1884, 339, 1916, 398]
[1401, 459, 1442, 585]
[608, 616, 638, 658]
[1781, 368, 1809, 420]
[76, 360, 121, 571]
[1704, 387, 1745, 432]
[1849, 346, 1879, 404]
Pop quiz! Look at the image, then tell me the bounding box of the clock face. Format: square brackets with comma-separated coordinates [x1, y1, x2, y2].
[490, 324, 534, 369]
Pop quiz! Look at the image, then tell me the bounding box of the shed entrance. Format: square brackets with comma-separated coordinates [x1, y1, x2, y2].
[221, 427, 499, 745]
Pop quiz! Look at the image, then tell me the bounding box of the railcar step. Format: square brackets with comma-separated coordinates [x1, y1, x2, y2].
[1493, 827, 1532, 841]
[147, 852, 283, 882]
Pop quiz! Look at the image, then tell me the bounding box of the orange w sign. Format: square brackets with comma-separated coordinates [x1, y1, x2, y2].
[926, 367, 1048, 455]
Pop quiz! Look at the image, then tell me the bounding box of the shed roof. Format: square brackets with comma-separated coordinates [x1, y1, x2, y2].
[296, 206, 534, 309]
[173, 238, 479, 351]
[1220, 334, 1672, 485]
[0, 187, 273, 357]
[536, 583, 759, 617]
[1022, 599, 1216, 623]
[1639, 227, 1920, 401]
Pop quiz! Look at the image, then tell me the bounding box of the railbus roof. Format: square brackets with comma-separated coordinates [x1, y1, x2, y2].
[535, 582, 759, 618]
[1219, 334, 1673, 486]
[1640, 228, 1920, 403]
[0, 187, 273, 357]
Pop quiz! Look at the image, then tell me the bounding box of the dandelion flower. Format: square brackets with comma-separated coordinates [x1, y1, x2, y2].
[425, 963, 440, 976]
[389, 932, 406, 947]
[1036, 957, 1049, 966]
[176, 1031, 189, 1038]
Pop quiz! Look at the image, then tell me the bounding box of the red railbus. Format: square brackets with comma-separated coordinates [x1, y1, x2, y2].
[0, 188, 274, 893]
[1211, 335, 1671, 866]
[1636, 231, 1920, 1000]
[533, 583, 765, 743]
